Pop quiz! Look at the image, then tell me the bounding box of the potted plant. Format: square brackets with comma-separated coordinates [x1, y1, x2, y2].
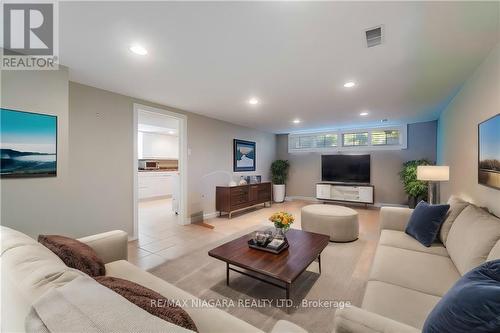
[270, 160, 290, 203]
[399, 159, 431, 208]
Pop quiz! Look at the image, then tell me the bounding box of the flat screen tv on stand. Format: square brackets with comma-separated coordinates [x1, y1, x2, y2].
[321, 154, 371, 184]
[317, 154, 374, 205]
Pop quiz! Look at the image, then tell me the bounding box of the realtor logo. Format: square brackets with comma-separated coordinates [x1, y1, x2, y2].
[2, 2, 58, 69]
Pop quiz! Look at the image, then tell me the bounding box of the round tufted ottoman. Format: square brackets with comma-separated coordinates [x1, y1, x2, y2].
[301, 204, 359, 242]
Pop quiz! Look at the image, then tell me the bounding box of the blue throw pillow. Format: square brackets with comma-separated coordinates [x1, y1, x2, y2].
[405, 200, 449, 247]
[423, 259, 500, 333]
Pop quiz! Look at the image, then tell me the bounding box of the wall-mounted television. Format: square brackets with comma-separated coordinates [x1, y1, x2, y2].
[321, 154, 371, 183]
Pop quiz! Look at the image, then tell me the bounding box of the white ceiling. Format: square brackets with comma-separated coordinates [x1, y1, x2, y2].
[60, 2, 499, 133]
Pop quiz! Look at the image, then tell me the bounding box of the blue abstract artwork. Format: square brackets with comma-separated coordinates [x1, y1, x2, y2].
[1, 108, 57, 178]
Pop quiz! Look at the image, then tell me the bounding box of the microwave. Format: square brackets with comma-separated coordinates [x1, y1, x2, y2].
[139, 160, 159, 170]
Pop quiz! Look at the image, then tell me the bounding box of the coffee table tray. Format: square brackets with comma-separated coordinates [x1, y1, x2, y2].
[247, 239, 289, 254]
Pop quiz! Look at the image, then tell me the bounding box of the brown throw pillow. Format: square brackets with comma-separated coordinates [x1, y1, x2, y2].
[95, 276, 198, 332]
[38, 235, 105, 277]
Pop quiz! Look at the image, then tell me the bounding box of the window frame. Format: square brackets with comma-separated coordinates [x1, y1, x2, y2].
[288, 125, 407, 153]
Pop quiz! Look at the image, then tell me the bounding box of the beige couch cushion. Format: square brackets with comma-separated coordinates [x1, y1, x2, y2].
[1, 226, 85, 301]
[334, 306, 421, 333]
[105, 260, 264, 333]
[26, 275, 194, 333]
[362, 281, 441, 329]
[379, 230, 449, 257]
[487, 240, 500, 261]
[439, 196, 469, 245]
[1, 226, 86, 333]
[446, 205, 500, 275]
[369, 245, 460, 297]
[270, 320, 309, 333]
[1, 225, 38, 253]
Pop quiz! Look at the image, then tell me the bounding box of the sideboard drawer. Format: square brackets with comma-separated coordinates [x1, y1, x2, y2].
[230, 187, 248, 195]
[231, 194, 248, 205]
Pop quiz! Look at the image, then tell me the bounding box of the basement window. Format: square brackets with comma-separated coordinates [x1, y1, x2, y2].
[289, 133, 338, 150]
[371, 130, 400, 145]
[288, 125, 407, 153]
[343, 132, 369, 147]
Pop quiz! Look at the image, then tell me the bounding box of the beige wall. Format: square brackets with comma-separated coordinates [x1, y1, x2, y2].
[438, 43, 500, 216]
[67, 83, 135, 237]
[277, 121, 437, 205]
[1, 76, 276, 238]
[1, 68, 70, 237]
[186, 112, 276, 220]
[70, 83, 276, 221]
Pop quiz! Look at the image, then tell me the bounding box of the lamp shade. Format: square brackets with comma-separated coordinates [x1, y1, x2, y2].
[417, 166, 449, 181]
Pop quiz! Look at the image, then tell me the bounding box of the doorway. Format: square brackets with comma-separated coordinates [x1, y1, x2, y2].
[133, 104, 188, 240]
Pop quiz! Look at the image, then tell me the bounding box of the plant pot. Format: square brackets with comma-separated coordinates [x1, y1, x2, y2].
[273, 184, 286, 203]
[408, 196, 418, 208]
[408, 196, 426, 208]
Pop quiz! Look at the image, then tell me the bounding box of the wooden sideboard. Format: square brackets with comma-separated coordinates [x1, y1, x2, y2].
[216, 182, 272, 218]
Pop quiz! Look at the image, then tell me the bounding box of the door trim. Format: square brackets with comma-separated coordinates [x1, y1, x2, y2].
[133, 103, 189, 240]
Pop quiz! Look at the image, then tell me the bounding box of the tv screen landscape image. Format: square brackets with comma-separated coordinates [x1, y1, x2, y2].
[478, 114, 500, 189]
[0, 108, 57, 178]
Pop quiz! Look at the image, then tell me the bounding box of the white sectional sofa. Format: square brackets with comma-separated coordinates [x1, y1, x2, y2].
[334, 199, 500, 333]
[4, 196, 499, 333]
[1, 226, 306, 333]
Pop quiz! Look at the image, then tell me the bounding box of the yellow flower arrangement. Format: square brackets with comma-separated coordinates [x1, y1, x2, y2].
[269, 211, 295, 231]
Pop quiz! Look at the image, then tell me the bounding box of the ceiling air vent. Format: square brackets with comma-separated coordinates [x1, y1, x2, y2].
[365, 25, 383, 48]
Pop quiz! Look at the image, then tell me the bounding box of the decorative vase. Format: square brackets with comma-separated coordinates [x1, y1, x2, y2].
[239, 176, 248, 185]
[274, 226, 288, 240]
[273, 184, 286, 203]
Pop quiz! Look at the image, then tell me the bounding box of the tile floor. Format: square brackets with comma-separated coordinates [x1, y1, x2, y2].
[128, 198, 380, 271]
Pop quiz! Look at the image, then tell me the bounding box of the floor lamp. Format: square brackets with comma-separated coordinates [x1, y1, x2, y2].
[417, 166, 449, 204]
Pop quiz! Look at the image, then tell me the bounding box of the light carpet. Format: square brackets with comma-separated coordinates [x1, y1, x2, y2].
[150, 224, 377, 333]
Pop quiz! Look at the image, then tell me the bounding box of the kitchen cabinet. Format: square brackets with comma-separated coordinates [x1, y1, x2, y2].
[138, 171, 177, 199]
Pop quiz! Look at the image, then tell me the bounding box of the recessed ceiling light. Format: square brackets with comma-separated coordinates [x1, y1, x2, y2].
[360, 112, 369, 116]
[168, 130, 175, 135]
[129, 44, 148, 56]
[343, 81, 356, 88]
[248, 98, 259, 105]
[293, 119, 301, 124]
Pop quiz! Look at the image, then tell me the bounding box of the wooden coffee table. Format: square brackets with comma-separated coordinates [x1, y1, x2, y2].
[208, 229, 330, 299]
